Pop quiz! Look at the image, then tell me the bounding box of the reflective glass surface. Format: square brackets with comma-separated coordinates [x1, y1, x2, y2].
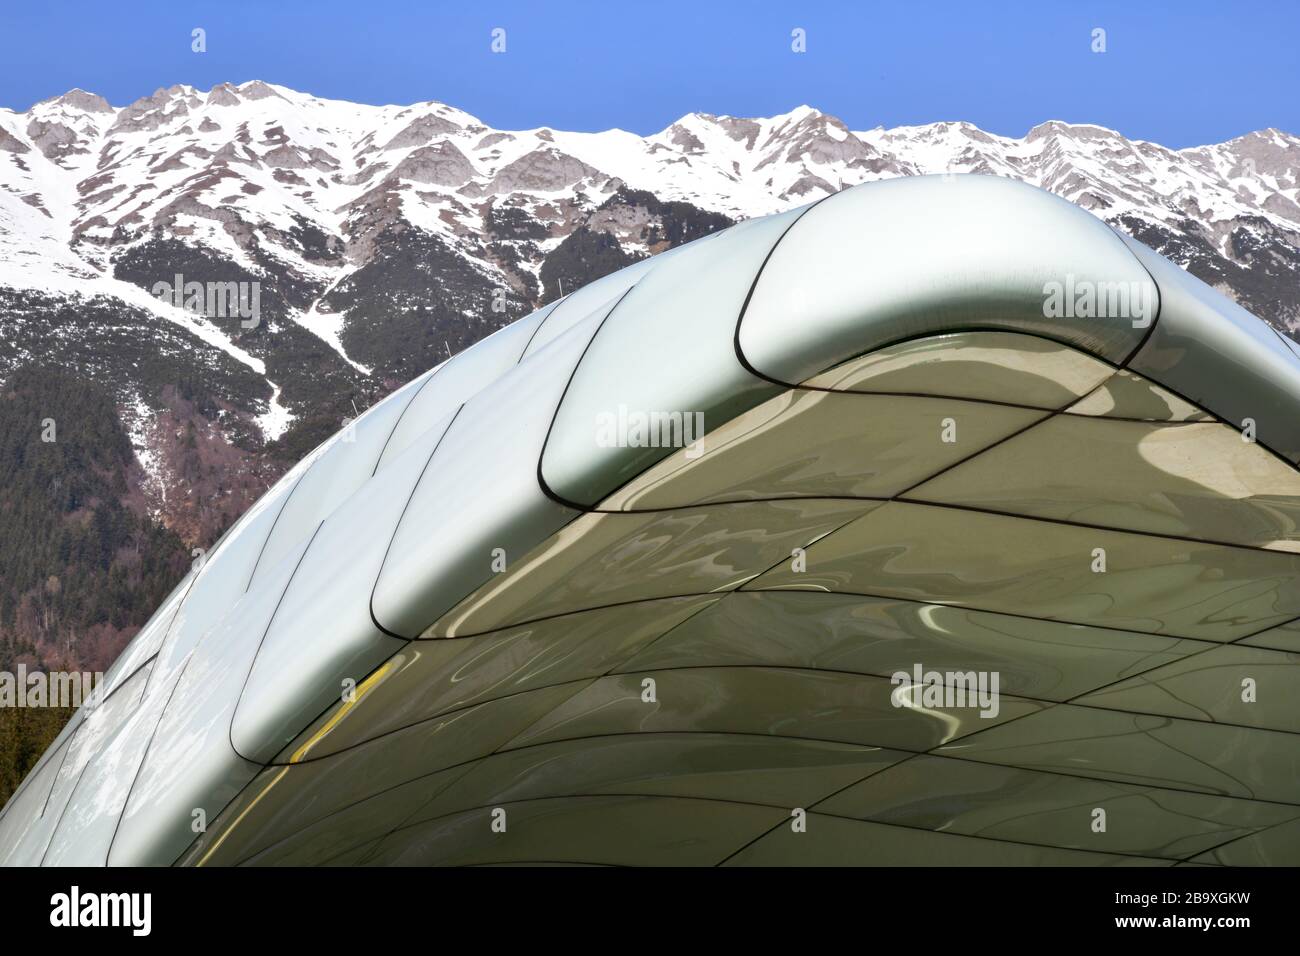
[909, 415, 1300, 550]
[8, 175, 1300, 868]
[427, 498, 875, 638]
[818, 753, 1297, 860]
[1065, 368, 1213, 422]
[617, 591, 1206, 701]
[602, 390, 1046, 510]
[739, 176, 1151, 383]
[1075, 644, 1300, 732]
[804, 331, 1113, 407]
[540, 212, 796, 505]
[283, 595, 716, 759]
[749, 501, 1300, 641]
[722, 813, 1168, 866]
[937, 704, 1300, 803]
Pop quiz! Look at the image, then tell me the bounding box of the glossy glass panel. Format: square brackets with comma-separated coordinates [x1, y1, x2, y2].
[0, 732, 75, 866]
[109, 535, 313, 865]
[541, 212, 798, 505]
[44, 664, 151, 817]
[0, 704, 82, 836]
[181, 764, 469, 867]
[519, 258, 657, 359]
[1065, 368, 1213, 421]
[520, 232, 725, 361]
[818, 754, 1297, 860]
[938, 704, 1300, 803]
[370, 309, 603, 638]
[738, 176, 1151, 384]
[1076, 644, 1300, 732]
[1124, 233, 1300, 463]
[148, 452, 307, 689]
[234, 774, 455, 867]
[427, 499, 876, 638]
[908, 416, 1300, 551]
[226, 736, 901, 866]
[361, 794, 786, 867]
[249, 367, 434, 582]
[286, 596, 717, 759]
[41, 663, 186, 865]
[618, 591, 1206, 701]
[601, 390, 1045, 510]
[749, 501, 1300, 641]
[418, 734, 904, 825]
[1275, 327, 1300, 362]
[193, 684, 584, 865]
[1241, 616, 1300, 653]
[375, 308, 548, 471]
[228, 412, 458, 764]
[1, 667, 154, 865]
[96, 574, 191, 701]
[723, 812, 1168, 866]
[503, 667, 1041, 753]
[1190, 816, 1300, 866]
[803, 331, 1113, 407]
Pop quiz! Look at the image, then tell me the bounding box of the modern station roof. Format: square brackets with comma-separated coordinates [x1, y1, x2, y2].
[4, 175, 1300, 866]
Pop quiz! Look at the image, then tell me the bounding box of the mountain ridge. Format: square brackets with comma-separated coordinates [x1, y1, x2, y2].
[2, 81, 1299, 800]
[4, 80, 1298, 534]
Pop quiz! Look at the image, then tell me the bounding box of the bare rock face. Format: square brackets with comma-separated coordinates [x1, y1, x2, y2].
[21, 193, 50, 216]
[667, 123, 706, 153]
[206, 83, 243, 107]
[476, 132, 514, 150]
[1262, 191, 1300, 223]
[239, 80, 283, 101]
[262, 144, 310, 169]
[1026, 120, 1116, 145]
[0, 125, 32, 154]
[152, 143, 214, 173]
[1240, 131, 1300, 188]
[3, 81, 1300, 441]
[5, 85, 1300, 345]
[2, 80, 1300, 700]
[111, 86, 198, 134]
[306, 147, 340, 172]
[387, 141, 476, 187]
[781, 172, 836, 199]
[764, 109, 876, 168]
[383, 112, 464, 151]
[716, 115, 761, 149]
[25, 118, 91, 162]
[490, 147, 599, 194]
[40, 88, 114, 114]
[210, 140, 260, 168]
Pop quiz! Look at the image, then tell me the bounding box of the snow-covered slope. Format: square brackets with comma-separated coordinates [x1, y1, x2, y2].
[2, 81, 1299, 452]
[2, 81, 1298, 689]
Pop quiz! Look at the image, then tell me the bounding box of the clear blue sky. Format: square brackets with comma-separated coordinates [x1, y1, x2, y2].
[1, 0, 1295, 147]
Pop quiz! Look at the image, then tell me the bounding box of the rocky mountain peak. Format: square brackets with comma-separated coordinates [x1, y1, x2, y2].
[1, 83, 1298, 696]
[38, 88, 115, 114]
[0, 81, 1297, 453]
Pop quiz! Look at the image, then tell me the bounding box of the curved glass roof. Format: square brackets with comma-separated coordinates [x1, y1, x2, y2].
[4, 174, 1300, 867]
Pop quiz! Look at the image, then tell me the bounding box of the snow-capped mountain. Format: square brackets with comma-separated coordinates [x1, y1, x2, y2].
[2, 80, 1299, 543]
[2, 79, 1299, 691]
